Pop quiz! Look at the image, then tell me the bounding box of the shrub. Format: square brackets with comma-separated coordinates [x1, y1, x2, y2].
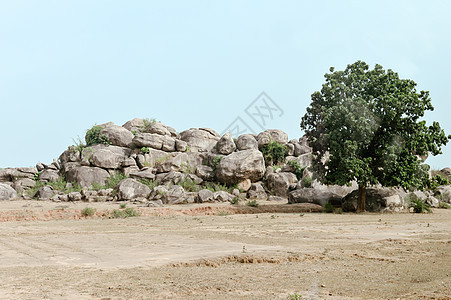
[323, 202, 334, 213]
[178, 177, 199, 192]
[141, 147, 150, 154]
[246, 199, 259, 207]
[261, 141, 287, 166]
[211, 156, 222, 171]
[287, 292, 303, 300]
[104, 172, 128, 189]
[111, 207, 140, 218]
[230, 197, 239, 205]
[85, 125, 111, 146]
[287, 160, 305, 180]
[141, 118, 157, 132]
[203, 182, 235, 193]
[407, 194, 432, 213]
[439, 202, 450, 209]
[81, 207, 96, 217]
[301, 176, 312, 188]
[119, 203, 127, 209]
[137, 178, 159, 191]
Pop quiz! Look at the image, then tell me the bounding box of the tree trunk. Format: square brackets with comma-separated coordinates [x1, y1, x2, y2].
[357, 185, 366, 212]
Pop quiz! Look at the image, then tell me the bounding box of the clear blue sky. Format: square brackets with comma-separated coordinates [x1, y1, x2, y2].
[1, 0, 450, 169]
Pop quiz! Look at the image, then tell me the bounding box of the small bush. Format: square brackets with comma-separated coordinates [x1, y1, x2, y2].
[439, 202, 450, 209]
[230, 197, 239, 205]
[301, 176, 312, 188]
[119, 203, 127, 209]
[111, 207, 140, 218]
[178, 177, 199, 192]
[104, 172, 128, 189]
[287, 292, 303, 300]
[180, 163, 196, 174]
[81, 207, 96, 217]
[211, 156, 222, 171]
[203, 182, 230, 193]
[141, 147, 150, 154]
[138, 178, 159, 191]
[85, 125, 111, 146]
[408, 194, 432, 213]
[287, 160, 305, 180]
[142, 118, 157, 132]
[246, 199, 259, 207]
[323, 202, 334, 213]
[216, 211, 230, 216]
[260, 141, 287, 166]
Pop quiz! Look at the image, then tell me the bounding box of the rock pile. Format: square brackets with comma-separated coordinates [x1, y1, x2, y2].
[1, 118, 450, 212]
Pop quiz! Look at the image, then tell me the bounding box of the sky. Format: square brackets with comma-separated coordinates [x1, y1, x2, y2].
[0, 0, 450, 169]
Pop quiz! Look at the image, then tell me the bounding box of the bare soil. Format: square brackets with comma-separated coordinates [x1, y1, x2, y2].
[0, 200, 449, 299]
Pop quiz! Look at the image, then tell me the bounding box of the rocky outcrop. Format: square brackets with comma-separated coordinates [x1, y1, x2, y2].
[66, 166, 110, 188]
[257, 129, 288, 147]
[100, 125, 134, 147]
[288, 188, 343, 207]
[266, 172, 297, 197]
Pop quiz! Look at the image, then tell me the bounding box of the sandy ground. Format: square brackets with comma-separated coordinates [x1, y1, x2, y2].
[0, 200, 450, 299]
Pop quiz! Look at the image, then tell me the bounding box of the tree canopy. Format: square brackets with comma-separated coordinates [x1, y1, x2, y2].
[300, 61, 450, 211]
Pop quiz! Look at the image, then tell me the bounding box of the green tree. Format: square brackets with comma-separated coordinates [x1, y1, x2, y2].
[300, 61, 450, 212]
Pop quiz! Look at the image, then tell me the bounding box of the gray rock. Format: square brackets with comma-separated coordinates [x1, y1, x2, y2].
[268, 195, 287, 202]
[441, 167, 451, 175]
[294, 143, 312, 157]
[286, 143, 295, 156]
[264, 166, 274, 179]
[157, 152, 204, 174]
[175, 139, 188, 152]
[232, 189, 240, 197]
[36, 163, 45, 171]
[178, 128, 220, 152]
[195, 165, 215, 181]
[148, 185, 169, 200]
[90, 145, 131, 169]
[37, 186, 54, 200]
[288, 188, 343, 207]
[129, 168, 156, 181]
[434, 185, 451, 203]
[237, 178, 251, 192]
[122, 118, 145, 132]
[0, 168, 36, 182]
[195, 189, 214, 203]
[38, 169, 60, 182]
[216, 133, 236, 155]
[162, 185, 186, 204]
[342, 188, 403, 212]
[285, 153, 312, 168]
[214, 191, 234, 202]
[247, 183, 267, 200]
[236, 134, 258, 151]
[148, 200, 164, 207]
[66, 166, 110, 188]
[216, 150, 265, 184]
[145, 122, 171, 136]
[13, 178, 36, 192]
[59, 149, 81, 165]
[257, 129, 288, 147]
[426, 196, 440, 208]
[68, 192, 83, 201]
[266, 172, 298, 197]
[99, 125, 134, 147]
[116, 178, 151, 201]
[133, 133, 176, 152]
[0, 183, 18, 200]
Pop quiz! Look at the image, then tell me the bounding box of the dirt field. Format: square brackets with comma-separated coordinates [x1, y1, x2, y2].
[0, 200, 449, 299]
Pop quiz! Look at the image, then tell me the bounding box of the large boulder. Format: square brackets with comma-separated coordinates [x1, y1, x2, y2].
[247, 183, 267, 200]
[145, 122, 172, 136]
[216, 133, 236, 155]
[178, 128, 220, 152]
[342, 188, 404, 212]
[266, 172, 298, 197]
[89, 145, 131, 169]
[257, 129, 288, 147]
[38, 169, 60, 182]
[195, 165, 215, 181]
[216, 150, 265, 184]
[195, 189, 214, 203]
[288, 188, 343, 207]
[162, 185, 187, 204]
[157, 152, 205, 174]
[434, 185, 451, 203]
[116, 178, 151, 201]
[66, 166, 110, 188]
[0, 168, 36, 182]
[122, 118, 145, 132]
[36, 186, 54, 200]
[132, 133, 176, 152]
[100, 125, 134, 147]
[0, 183, 18, 200]
[236, 134, 258, 151]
